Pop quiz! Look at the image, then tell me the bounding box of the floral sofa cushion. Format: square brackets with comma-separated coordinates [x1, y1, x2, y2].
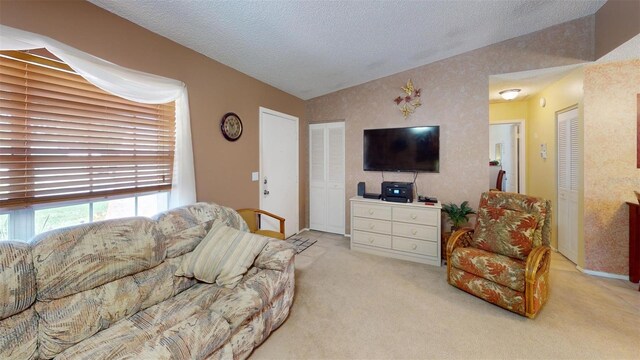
[450, 247, 525, 292]
[449, 267, 525, 314]
[471, 206, 539, 260]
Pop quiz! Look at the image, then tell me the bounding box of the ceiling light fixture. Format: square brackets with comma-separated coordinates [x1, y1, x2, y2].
[499, 89, 521, 101]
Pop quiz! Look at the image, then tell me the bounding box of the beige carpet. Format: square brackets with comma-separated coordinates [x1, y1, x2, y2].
[251, 230, 639, 359]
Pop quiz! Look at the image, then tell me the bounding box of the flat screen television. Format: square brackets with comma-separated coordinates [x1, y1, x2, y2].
[363, 126, 439, 172]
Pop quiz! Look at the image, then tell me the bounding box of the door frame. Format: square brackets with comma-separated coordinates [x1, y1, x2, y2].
[489, 119, 526, 194]
[258, 106, 299, 236]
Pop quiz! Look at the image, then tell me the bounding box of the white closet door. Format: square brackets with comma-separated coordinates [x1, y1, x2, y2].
[309, 125, 326, 230]
[326, 123, 345, 234]
[557, 108, 579, 263]
[309, 122, 345, 234]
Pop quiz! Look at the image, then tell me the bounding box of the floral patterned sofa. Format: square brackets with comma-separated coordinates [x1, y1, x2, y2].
[446, 191, 551, 318]
[0, 202, 296, 359]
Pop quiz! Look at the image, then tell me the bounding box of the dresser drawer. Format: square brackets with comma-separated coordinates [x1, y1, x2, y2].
[352, 217, 392, 235]
[392, 222, 437, 241]
[392, 206, 438, 226]
[392, 236, 438, 256]
[352, 230, 392, 249]
[353, 203, 392, 221]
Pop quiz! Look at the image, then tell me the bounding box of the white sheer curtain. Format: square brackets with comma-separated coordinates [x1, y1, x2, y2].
[0, 25, 196, 208]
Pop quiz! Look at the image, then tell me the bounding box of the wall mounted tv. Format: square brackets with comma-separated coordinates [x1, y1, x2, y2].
[363, 126, 439, 172]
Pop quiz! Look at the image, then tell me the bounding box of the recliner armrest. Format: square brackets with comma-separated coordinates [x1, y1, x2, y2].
[525, 245, 551, 285]
[446, 227, 474, 258]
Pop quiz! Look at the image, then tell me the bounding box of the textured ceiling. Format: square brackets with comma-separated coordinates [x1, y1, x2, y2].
[489, 64, 583, 103]
[89, 0, 606, 100]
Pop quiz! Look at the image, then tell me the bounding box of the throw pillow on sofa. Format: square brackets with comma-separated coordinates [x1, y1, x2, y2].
[175, 220, 268, 288]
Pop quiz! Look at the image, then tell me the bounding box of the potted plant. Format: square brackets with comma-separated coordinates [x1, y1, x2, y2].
[441, 201, 475, 231]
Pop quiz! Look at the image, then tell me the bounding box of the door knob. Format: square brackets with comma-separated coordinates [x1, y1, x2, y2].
[264, 190, 270, 195]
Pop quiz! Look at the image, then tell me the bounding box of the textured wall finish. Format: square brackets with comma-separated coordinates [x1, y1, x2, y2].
[583, 59, 640, 275]
[595, 0, 640, 59]
[306, 17, 595, 233]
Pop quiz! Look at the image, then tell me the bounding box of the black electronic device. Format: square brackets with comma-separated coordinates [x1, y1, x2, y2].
[363, 193, 381, 199]
[363, 126, 439, 172]
[357, 182, 365, 196]
[381, 181, 414, 203]
[418, 196, 438, 203]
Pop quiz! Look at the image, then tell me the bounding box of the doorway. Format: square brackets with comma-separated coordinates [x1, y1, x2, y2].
[259, 107, 299, 238]
[489, 120, 525, 193]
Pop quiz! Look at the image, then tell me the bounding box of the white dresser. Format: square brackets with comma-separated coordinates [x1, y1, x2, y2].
[350, 196, 442, 266]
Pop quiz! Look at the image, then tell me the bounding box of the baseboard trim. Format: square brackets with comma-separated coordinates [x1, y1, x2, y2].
[576, 266, 629, 280]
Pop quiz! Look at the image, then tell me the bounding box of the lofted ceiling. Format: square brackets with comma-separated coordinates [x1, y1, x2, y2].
[89, 0, 606, 100]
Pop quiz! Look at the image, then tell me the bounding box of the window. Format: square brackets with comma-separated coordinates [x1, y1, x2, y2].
[3, 192, 168, 241]
[0, 213, 8, 240]
[0, 50, 175, 241]
[0, 50, 175, 208]
[35, 203, 90, 235]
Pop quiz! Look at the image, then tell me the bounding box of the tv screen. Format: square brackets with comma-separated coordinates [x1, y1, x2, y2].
[363, 126, 439, 172]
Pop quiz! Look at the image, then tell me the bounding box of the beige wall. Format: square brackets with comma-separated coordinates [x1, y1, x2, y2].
[307, 16, 595, 233]
[0, 0, 308, 228]
[595, 0, 640, 59]
[583, 59, 640, 274]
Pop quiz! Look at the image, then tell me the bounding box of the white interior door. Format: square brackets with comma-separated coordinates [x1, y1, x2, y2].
[309, 125, 326, 230]
[309, 122, 345, 234]
[259, 107, 299, 238]
[557, 108, 579, 263]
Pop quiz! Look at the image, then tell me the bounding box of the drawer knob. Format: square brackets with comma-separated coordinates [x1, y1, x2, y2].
[411, 214, 417, 219]
[369, 238, 374, 243]
[368, 209, 374, 215]
[369, 224, 375, 229]
[412, 244, 418, 250]
[411, 229, 417, 235]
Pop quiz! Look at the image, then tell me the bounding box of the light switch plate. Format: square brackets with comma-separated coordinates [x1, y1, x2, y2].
[251, 172, 259, 181]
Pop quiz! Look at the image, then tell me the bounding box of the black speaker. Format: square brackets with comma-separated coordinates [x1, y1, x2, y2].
[357, 182, 365, 196]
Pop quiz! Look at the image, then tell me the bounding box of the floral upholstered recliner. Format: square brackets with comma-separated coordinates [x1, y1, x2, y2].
[446, 191, 552, 318]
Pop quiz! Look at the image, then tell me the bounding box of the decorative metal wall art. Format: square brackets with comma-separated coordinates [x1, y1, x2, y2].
[394, 79, 422, 119]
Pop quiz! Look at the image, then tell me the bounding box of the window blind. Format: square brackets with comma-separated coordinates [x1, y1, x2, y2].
[0, 50, 176, 209]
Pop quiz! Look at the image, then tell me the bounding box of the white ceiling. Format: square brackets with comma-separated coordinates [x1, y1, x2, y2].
[489, 64, 584, 103]
[89, 0, 606, 100]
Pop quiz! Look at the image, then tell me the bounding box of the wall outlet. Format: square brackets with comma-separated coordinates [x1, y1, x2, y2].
[251, 172, 259, 181]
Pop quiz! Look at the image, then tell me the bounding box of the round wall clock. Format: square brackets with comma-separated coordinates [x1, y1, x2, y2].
[220, 112, 243, 141]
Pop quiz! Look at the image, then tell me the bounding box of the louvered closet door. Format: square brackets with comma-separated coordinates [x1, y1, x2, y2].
[557, 108, 579, 263]
[309, 122, 345, 234]
[309, 124, 326, 230]
[325, 123, 345, 234]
